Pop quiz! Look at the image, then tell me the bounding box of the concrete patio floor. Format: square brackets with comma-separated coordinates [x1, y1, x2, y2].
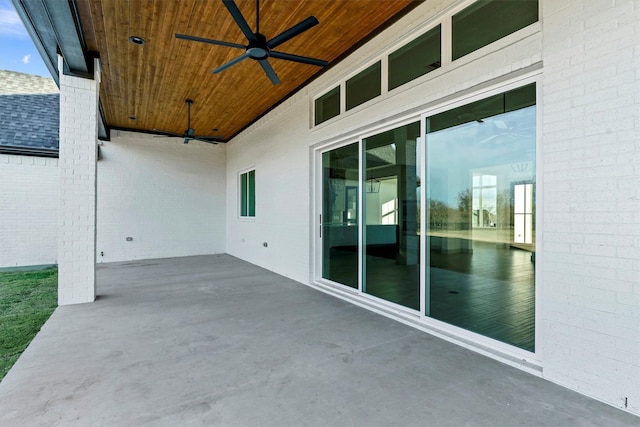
[0, 255, 637, 426]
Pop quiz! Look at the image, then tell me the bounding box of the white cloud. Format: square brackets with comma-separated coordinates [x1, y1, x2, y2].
[0, 2, 29, 38]
[22, 54, 30, 64]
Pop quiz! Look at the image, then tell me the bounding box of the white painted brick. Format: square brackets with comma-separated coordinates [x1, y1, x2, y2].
[0, 155, 58, 268]
[96, 132, 226, 263]
[57, 59, 99, 305]
[540, 0, 640, 414]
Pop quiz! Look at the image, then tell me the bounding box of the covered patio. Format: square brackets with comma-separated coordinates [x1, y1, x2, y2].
[0, 255, 635, 426]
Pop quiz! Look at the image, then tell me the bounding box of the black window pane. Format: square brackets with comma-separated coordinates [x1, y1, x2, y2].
[315, 87, 340, 125]
[452, 0, 538, 60]
[346, 61, 381, 111]
[389, 25, 441, 91]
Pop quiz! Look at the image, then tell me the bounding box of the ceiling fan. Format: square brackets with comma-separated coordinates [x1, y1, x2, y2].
[153, 99, 221, 144]
[175, 0, 328, 84]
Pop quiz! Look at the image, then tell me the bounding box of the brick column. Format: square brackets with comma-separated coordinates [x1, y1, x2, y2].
[57, 56, 100, 305]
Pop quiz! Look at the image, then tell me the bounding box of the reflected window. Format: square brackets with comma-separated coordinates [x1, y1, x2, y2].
[514, 183, 533, 244]
[425, 83, 536, 351]
[472, 174, 497, 228]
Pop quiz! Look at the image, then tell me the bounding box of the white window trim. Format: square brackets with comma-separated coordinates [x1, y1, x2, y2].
[238, 166, 256, 221]
[310, 0, 541, 129]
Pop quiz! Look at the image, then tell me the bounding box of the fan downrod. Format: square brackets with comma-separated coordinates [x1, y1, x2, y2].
[175, 0, 328, 84]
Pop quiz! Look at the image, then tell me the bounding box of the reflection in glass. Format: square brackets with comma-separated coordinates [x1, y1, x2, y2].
[363, 122, 421, 310]
[322, 143, 359, 288]
[514, 183, 533, 244]
[426, 84, 536, 351]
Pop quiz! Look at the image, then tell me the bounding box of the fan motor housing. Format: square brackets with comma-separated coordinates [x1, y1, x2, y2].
[247, 33, 270, 59]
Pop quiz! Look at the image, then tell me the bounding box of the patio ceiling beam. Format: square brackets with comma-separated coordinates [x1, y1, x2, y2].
[11, 0, 90, 77]
[11, 0, 110, 141]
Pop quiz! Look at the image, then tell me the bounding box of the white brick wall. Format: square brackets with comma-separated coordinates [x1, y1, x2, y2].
[226, 104, 311, 284]
[97, 131, 226, 262]
[0, 154, 58, 268]
[540, 0, 640, 414]
[57, 57, 100, 305]
[226, 0, 640, 416]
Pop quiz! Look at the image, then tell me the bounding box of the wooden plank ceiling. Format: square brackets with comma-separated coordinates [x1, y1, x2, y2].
[76, 0, 416, 142]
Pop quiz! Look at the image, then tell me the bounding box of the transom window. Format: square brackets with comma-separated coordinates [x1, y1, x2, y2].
[346, 61, 381, 111]
[312, 1, 539, 125]
[452, 0, 539, 60]
[314, 87, 340, 126]
[388, 25, 441, 91]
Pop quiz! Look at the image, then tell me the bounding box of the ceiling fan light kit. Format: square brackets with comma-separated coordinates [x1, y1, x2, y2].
[175, 0, 328, 84]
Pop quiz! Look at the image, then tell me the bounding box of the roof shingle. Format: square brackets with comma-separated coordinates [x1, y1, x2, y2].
[0, 70, 59, 152]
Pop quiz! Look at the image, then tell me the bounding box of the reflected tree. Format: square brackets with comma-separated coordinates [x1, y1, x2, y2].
[458, 188, 472, 231]
[428, 199, 448, 230]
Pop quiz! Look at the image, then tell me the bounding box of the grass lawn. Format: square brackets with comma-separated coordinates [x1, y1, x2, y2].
[0, 268, 57, 381]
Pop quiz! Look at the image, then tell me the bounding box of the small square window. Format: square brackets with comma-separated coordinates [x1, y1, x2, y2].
[314, 86, 340, 125]
[346, 61, 381, 111]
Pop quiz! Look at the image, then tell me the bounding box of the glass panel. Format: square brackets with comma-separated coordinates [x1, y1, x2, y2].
[346, 61, 381, 111]
[426, 83, 536, 351]
[248, 170, 255, 217]
[388, 25, 441, 91]
[452, 0, 539, 60]
[240, 172, 248, 216]
[315, 86, 340, 125]
[363, 122, 421, 310]
[322, 143, 359, 288]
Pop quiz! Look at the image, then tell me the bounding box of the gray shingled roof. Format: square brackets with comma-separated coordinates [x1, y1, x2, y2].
[0, 70, 59, 154]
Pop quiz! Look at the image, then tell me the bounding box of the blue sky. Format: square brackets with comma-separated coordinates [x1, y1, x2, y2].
[0, 0, 51, 77]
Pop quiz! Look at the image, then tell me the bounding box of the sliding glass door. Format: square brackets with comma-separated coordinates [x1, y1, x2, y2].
[363, 122, 421, 310]
[425, 84, 536, 351]
[321, 143, 359, 288]
[317, 83, 536, 352]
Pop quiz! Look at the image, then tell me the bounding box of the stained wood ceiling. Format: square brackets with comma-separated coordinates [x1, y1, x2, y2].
[75, 0, 417, 141]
